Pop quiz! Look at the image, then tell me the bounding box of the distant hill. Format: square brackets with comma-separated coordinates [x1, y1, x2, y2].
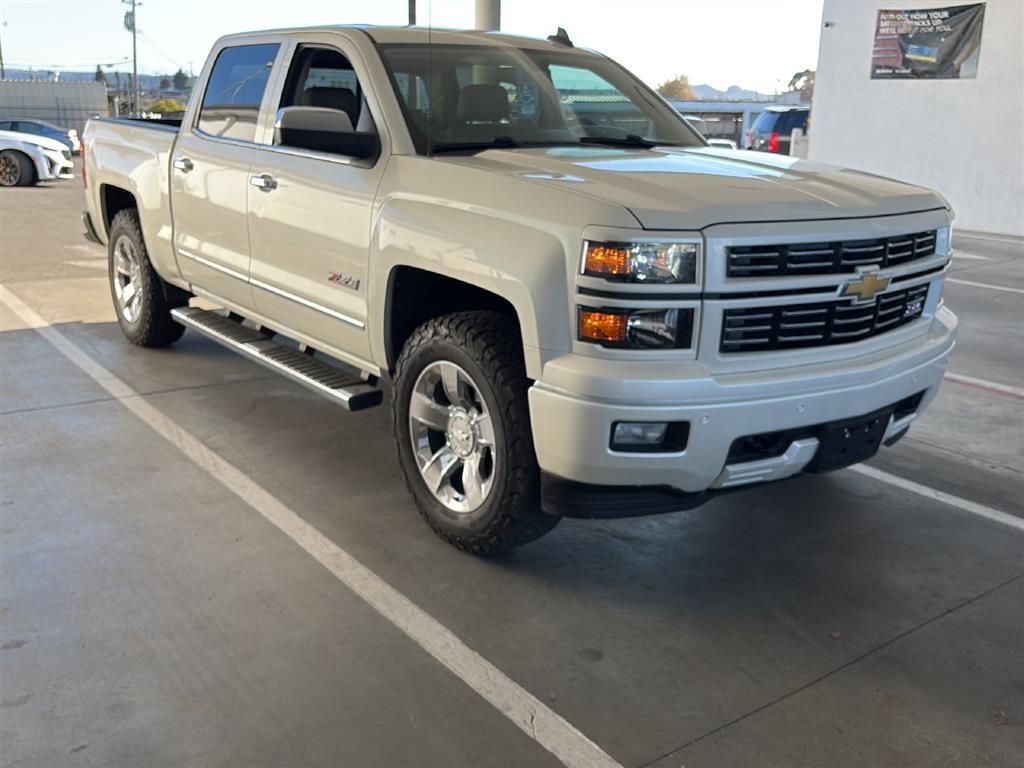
[691, 83, 774, 101]
[2, 69, 170, 89]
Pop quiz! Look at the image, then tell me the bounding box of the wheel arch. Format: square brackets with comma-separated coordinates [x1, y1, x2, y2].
[99, 184, 139, 235]
[384, 266, 525, 374]
[372, 199, 574, 381]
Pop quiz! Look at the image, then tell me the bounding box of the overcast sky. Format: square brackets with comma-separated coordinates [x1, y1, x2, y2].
[0, 0, 824, 93]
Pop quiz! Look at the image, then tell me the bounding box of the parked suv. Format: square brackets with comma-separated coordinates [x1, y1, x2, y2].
[746, 106, 809, 154]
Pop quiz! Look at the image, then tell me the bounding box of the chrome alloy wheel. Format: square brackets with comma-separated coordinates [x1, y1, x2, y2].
[112, 234, 144, 323]
[409, 360, 497, 514]
[0, 152, 20, 186]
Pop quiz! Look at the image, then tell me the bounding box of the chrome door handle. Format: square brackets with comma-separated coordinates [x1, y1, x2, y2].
[249, 173, 278, 192]
[172, 157, 194, 173]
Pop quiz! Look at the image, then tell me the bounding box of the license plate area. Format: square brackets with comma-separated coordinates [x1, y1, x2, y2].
[808, 406, 893, 473]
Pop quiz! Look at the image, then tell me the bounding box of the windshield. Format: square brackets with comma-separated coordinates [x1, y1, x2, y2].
[378, 43, 705, 154]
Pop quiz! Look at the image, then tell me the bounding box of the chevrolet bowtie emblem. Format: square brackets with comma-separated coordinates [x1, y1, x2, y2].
[842, 271, 891, 302]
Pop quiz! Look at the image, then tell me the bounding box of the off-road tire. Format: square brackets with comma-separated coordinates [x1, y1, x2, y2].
[0, 150, 35, 187]
[108, 208, 189, 347]
[393, 311, 561, 554]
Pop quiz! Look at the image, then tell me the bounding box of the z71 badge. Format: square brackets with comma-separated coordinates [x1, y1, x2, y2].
[327, 272, 360, 291]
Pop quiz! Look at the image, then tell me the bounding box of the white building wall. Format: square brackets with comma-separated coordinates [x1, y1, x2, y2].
[0, 81, 109, 136]
[810, 0, 1024, 237]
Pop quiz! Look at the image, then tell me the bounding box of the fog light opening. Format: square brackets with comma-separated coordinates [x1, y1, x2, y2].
[610, 421, 689, 453]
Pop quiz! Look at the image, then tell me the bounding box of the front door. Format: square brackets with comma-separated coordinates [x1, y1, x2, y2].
[246, 41, 383, 370]
[171, 41, 281, 308]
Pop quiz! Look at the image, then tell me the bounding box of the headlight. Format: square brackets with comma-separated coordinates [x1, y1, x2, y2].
[582, 241, 699, 283]
[936, 225, 952, 256]
[578, 307, 694, 349]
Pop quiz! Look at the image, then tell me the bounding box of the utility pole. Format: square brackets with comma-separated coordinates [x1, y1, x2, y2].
[474, 0, 500, 31]
[408, 0, 415, 26]
[123, 0, 140, 114]
[0, 21, 7, 79]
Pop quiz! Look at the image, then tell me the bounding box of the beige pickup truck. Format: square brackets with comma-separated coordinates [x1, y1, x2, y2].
[82, 26, 957, 554]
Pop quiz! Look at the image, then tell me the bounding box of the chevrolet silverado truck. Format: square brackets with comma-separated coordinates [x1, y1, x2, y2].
[82, 26, 958, 554]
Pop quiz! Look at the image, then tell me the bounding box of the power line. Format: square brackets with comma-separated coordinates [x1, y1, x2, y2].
[138, 31, 186, 72]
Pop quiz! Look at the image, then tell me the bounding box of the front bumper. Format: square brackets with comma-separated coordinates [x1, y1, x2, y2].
[34, 149, 74, 181]
[529, 306, 956, 511]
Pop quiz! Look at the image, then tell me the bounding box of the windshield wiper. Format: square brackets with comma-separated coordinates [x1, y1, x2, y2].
[577, 135, 679, 149]
[430, 136, 522, 155]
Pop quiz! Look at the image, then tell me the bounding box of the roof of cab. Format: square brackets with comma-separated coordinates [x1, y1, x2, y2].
[224, 25, 593, 53]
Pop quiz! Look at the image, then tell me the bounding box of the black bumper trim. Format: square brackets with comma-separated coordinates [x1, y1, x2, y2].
[540, 472, 725, 519]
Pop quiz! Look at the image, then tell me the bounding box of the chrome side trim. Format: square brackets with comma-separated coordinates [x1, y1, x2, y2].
[250, 277, 365, 329]
[177, 248, 249, 283]
[177, 248, 364, 330]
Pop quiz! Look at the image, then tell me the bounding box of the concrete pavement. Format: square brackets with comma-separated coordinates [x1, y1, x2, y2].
[1, 170, 1021, 767]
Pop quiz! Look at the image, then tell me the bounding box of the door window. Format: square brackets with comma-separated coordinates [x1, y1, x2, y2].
[197, 43, 279, 143]
[273, 46, 377, 159]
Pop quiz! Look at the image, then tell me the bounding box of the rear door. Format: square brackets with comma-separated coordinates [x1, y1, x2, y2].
[245, 34, 386, 369]
[170, 40, 282, 308]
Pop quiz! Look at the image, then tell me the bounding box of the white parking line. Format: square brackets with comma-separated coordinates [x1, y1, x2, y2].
[952, 252, 992, 261]
[946, 277, 1024, 295]
[944, 372, 1024, 400]
[0, 284, 622, 768]
[849, 464, 1024, 532]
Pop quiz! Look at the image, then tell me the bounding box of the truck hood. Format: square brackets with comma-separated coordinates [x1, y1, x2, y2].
[442, 146, 947, 230]
[0, 130, 69, 154]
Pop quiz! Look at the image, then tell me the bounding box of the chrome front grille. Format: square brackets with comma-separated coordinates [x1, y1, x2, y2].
[720, 284, 929, 353]
[727, 231, 936, 277]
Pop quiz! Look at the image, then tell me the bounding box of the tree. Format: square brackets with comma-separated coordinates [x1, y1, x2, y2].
[656, 74, 696, 101]
[172, 68, 190, 91]
[788, 69, 815, 102]
[159, 76, 172, 90]
[150, 98, 187, 115]
[94, 65, 108, 85]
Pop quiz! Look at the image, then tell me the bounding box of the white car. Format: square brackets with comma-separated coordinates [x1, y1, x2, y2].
[0, 130, 74, 186]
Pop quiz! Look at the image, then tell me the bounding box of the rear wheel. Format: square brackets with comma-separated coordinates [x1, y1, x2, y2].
[392, 311, 560, 554]
[108, 208, 189, 347]
[0, 150, 34, 187]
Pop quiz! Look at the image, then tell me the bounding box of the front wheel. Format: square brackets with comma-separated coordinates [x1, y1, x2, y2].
[0, 150, 35, 187]
[392, 311, 560, 555]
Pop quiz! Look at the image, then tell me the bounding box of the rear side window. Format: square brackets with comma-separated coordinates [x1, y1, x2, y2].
[774, 110, 809, 134]
[198, 44, 279, 143]
[753, 110, 809, 135]
[752, 111, 779, 133]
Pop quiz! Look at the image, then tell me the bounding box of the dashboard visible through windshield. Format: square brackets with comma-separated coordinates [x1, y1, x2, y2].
[378, 43, 705, 155]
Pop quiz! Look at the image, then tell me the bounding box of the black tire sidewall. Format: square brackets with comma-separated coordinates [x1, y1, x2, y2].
[0, 151, 28, 187]
[107, 214, 147, 338]
[394, 335, 524, 538]
[106, 209, 186, 347]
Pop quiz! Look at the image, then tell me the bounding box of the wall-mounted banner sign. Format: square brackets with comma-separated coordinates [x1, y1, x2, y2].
[871, 3, 986, 79]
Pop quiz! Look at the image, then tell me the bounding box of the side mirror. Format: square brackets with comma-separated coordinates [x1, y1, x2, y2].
[274, 106, 379, 161]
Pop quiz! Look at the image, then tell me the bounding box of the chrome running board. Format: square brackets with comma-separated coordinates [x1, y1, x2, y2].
[171, 307, 382, 412]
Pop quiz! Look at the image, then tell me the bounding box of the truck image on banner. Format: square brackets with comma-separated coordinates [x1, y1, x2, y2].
[871, 3, 986, 79]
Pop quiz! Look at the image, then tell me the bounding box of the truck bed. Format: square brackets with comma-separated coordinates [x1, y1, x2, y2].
[83, 116, 181, 283]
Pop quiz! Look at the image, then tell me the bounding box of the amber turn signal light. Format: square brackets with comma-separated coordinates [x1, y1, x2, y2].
[583, 244, 631, 277]
[579, 310, 628, 344]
